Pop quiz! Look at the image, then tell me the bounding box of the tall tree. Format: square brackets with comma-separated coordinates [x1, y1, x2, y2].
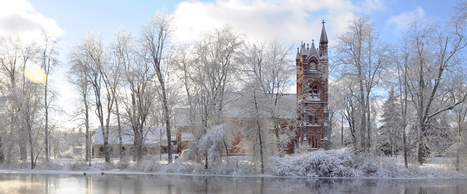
[68, 49, 92, 165]
[405, 16, 467, 164]
[141, 9, 174, 163]
[70, 32, 114, 163]
[377, 87, 402, 156]
[335, 16, 388, 152]
[40, 30, 60, 163]
[238, 39, 294, 154]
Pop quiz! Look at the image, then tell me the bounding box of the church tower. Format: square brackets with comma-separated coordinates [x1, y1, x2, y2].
[295, 20, 331, 150]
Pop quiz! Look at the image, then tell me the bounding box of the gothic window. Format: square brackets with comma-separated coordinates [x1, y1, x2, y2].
[309, 82, 319, 97]
[315, 115, 318, 124]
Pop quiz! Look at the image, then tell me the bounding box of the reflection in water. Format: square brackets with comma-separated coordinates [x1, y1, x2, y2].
[0, 173, 466, 194]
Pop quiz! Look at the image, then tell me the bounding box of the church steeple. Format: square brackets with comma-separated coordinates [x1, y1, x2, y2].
[294, 20, 331, 152]
[320, 20, 328, 44]
[319, 20, 328, 58]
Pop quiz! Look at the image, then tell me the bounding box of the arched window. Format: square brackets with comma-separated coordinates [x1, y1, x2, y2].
[309, 82, 319, 97]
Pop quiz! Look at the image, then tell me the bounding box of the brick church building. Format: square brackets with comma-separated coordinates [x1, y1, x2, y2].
[175, 21, 331, 154]
[294, 20, 331, 150]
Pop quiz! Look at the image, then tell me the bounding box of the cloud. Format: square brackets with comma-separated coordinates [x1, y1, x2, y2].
[171, 0, 361, 47]
[0, 0, 64, 43]
[385, 6, 425, 34]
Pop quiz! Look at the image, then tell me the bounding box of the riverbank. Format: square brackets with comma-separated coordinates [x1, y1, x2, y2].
[1, 150, 466, 179]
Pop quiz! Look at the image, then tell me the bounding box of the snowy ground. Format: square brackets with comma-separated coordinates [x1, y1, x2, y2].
[1, 151, 466, 179]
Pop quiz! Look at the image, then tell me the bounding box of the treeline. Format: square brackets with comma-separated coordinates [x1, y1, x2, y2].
[1, 3, 466, 171]
[330, 2, 467, 166]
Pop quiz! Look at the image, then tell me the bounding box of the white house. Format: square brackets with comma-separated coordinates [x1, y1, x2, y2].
[92, 126, 176, 158]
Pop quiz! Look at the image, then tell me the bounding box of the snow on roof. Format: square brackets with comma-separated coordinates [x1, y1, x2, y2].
[181, 132, 193, 141]
[174, 93, 297, 127]
[93, 126, 168, 145]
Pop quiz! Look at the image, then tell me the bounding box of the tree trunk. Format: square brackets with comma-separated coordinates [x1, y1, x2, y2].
[253, 91, 264, 174]
[29, 125, 34, 169]
[115, 98, 122, 160]
[0, 136, 3, 163]
[45, 79, 49, 163]
[84, 92, 90, 165]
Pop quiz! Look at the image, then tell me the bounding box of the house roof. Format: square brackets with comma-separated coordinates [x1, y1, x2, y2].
[175, 93, 297, 127]
[93, 126, 173, 146]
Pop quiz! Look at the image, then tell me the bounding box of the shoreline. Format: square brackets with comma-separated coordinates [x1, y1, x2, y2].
[1, 169, 466, 180]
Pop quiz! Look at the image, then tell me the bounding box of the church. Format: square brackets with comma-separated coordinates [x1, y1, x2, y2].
[294, 20, 331, 151]
[175, 21, 330, 154]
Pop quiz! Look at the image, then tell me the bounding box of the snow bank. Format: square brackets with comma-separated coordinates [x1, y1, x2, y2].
[1, 151, 466, 179]
[269, 150, 413, 178]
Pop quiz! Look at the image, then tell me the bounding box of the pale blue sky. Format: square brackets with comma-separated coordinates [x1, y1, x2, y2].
[22, 0, 461, 48]
[0, 0, 462, 129]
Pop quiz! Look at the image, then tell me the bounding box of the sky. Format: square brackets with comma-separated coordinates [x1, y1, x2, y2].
[0, 0, 462, 129]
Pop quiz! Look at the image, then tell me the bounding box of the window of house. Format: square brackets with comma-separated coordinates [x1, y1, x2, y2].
[315, 116, 318, 125]
[100, 146, 113, 156]
[99, 147, 104, 156]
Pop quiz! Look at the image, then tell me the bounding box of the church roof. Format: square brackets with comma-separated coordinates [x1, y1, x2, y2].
[308, 40, 319, 60]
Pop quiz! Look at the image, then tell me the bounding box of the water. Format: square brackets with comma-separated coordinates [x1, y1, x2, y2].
[0, 173, 466, 194]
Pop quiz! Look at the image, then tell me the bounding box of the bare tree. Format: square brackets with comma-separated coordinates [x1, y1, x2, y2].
[404, 15, 467, 164]
[141, 9, 174, 163]
[68, 49, 92, 165]
[335, 16, 388, 152]
[116, 29, 155, 163]
[109, 28, 131, 160]
[70, 32, 114, 163]
[40, 30, 60, 163]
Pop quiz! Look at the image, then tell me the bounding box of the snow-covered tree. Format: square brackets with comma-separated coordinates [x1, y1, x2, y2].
[404, 16, 467, 164]
[141, 9, 174, 163]
[376, 87, 402, 156]
[334, 16, 389, 152]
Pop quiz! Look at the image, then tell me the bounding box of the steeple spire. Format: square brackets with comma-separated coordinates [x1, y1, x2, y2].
[320, 20, 328, 44]
[296, 47, 299, 60]
[310, 39, 318, 57]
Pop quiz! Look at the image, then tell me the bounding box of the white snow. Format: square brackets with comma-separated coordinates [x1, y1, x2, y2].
[1, 151, 466, 179]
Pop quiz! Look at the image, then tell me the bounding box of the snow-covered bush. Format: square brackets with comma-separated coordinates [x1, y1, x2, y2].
[199, 124, 230, 165]
[373, 157, 412, 178]
[163, 161, 201, 174]
[269, 150, 361, 177]
[115, 157, 132, 170]
[268, 150, 419, 178]
[35, 161, 63, 170]
[99, 162, 115, 171]
[68, 160, 89, 171]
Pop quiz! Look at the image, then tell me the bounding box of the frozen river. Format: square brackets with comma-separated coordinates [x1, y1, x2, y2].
[1, 173, 466, 194]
